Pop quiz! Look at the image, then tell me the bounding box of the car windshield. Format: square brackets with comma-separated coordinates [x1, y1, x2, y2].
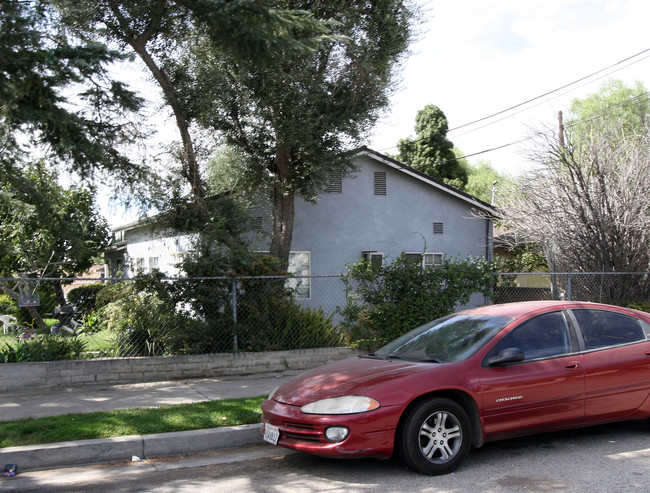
[375, 314, 514, 363]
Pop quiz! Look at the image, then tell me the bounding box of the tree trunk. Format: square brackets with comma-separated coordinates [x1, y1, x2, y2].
[126, 30, 207, 222]
[53, 280, 66, 306]
[269, 146, 295, 272]
[26, 306, 48, 332]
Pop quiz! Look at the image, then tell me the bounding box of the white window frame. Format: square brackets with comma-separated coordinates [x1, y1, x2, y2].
[132, 257, 145, 275]
[287, 251, 311, 299]
[404, 252, 443, 268]
[362, 251, 384, 268]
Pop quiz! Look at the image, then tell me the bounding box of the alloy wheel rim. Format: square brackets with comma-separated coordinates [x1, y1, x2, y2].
[418, 410, 462, 463]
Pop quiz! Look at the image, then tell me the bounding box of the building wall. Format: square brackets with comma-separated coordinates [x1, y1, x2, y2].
[103, 151, 493, 317]
[291, 154, 491, 275]
[245, 152, 493, 314]
[105, 224, 194, 278]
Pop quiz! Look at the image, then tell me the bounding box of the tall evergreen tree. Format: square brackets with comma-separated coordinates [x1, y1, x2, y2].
[397, 105, 468, 189]
[0, 0, 146, 184]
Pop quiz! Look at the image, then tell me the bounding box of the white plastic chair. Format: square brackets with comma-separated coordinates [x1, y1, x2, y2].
[0, 315, 18, 334]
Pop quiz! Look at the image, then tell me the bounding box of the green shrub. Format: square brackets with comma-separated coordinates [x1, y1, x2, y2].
[340, 254, 499, 350]
[627, 301, 650, 313]
[0, 336, 87, 363]
[236, 296, 345, 352]
[95, 282, 130, 309]
[66, 284, 105, 315]
[100, 282, 215, 357]
[0, 294, 19, 318]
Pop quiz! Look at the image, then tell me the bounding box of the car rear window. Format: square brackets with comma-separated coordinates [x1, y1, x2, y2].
[572, 309, 647, 349]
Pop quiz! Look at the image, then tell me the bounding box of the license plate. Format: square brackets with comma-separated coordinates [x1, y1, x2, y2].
[263, 424, 280, 445]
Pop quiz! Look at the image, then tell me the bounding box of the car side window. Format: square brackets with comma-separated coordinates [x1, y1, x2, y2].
[493, 311, 571, 361]
[572, 309, 646, 349]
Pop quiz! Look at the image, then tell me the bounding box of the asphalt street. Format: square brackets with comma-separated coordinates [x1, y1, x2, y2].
[3, 421, 650, 492]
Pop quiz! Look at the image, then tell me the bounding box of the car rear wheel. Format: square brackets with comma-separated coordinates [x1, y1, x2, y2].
[398, 397, 471, 475]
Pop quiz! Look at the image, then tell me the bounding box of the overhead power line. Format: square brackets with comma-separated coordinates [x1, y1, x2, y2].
[376, 47, 650, 163]
[448, 47, 650, 133]
[451, 54, 650, 140]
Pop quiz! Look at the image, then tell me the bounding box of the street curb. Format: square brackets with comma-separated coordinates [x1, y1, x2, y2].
[0, 424, 263, 472]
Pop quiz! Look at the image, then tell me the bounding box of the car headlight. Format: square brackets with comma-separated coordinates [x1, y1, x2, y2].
[300, 396, 380, 415]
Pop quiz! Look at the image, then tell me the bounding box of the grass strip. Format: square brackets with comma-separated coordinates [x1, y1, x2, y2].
[0, 395, 266, 448]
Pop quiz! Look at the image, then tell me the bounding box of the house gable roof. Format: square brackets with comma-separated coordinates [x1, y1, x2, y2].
[355, 146, 496, 215]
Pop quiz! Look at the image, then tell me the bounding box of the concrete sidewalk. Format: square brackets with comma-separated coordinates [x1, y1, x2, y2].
[0, 371, 301, 472]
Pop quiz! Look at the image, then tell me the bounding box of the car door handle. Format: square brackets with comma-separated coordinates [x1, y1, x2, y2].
[564, 361, 581, 370]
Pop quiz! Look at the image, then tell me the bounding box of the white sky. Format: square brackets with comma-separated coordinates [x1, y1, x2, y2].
[369, 0, 650, 175]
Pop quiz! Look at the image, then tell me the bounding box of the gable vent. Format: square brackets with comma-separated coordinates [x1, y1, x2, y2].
[327, 171, 343, 193]
[374, 172, 387, 195]
[433, 222, 444, 234]
[251, 216, 264, 231]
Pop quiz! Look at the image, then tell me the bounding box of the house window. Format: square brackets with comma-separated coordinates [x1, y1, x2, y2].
[433, 222, 444, 234]
[374, 172, 387, 195]
[404, 253, 443, 268]
[424, 253, 443, 267]
[149, 257, 159, 272]
[114, 230, 124, 243]
[287, 252, 311, 299]
[362, 251, 384, 268]
[251, 216, 264, 231]
[134, 257, 145, 274]
[327, 171, 343, 193]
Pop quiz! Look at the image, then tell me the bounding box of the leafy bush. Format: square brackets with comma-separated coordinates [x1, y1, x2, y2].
[97, 257, 347, 356]
[0, 294, 19, 318]
[0, 336, 87, 363]
[236, 295, 345, 352]
[103, 289, 180, 357]
[627, 301, 650, 313]
[66, 284, 105, 315]
[95, 281, 131, 309]
[340, 254, 499, 349]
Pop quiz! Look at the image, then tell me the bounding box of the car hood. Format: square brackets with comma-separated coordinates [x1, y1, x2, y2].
[272, 356, 429, 406]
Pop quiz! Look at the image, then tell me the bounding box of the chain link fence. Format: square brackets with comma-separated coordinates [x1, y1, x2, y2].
[494, 272, 650, 305]
[1, 272, 648, 363]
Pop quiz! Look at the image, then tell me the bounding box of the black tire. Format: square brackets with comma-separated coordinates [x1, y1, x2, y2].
[397, 397, 471, 475]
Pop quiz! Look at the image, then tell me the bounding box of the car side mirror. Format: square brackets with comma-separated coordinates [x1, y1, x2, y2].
[486, 347, 525, 367]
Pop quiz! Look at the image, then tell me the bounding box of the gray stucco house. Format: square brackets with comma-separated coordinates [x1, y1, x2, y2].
[104, 147, 495, 311]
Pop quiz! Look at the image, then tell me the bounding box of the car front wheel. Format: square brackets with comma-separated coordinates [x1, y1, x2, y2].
[398, 397, 471, 475]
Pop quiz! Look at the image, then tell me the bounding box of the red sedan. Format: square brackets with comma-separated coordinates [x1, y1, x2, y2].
[261, 301, 650, 475]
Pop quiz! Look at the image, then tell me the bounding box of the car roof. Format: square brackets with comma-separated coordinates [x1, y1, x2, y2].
[459, 300, 641, 319]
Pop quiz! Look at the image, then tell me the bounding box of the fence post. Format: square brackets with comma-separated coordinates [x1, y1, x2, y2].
[231, 278, 238, 351]
[567, 274, 572, 301]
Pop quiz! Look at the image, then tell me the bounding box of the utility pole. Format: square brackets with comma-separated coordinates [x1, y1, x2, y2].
[558, 111, 565, 149]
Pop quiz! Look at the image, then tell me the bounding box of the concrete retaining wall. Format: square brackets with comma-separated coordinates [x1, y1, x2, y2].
[0, 347, 360, 393]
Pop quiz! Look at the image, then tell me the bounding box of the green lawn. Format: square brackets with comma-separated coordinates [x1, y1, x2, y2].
[0, 396, 266, 448]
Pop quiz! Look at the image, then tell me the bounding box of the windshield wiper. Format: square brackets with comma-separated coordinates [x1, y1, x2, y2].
[387, 354, 442, 363]
[361, 353, 385, 360]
